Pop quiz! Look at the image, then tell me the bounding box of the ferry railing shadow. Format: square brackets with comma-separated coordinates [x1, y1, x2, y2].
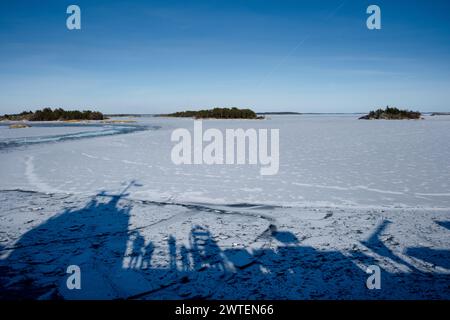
[0, 182, 449, 299]
[352, 219, 450, 298]
[404, 220, 450, 270]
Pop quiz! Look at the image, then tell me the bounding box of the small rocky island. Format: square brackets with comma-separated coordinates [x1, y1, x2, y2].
[161, 107, 263, 119]
[431, 112, 450, 116]
[9, 123, 31, 129]
[359, 107, 421, 120]
[1, 108, 104, 121]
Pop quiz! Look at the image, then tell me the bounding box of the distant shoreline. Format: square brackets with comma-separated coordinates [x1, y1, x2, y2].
[105, 112, 366, 117]
[4, 112, 447, 119]
[24, 111, 447, 118]
[256, 112, 301, 115]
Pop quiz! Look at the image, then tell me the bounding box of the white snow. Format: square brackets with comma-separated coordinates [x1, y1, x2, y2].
[0, 115, 449, 299]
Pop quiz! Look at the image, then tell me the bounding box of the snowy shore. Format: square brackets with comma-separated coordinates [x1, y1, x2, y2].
[0, 115, 449, 299]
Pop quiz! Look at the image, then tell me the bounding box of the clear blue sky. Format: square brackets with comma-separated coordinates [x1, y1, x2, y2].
[1, 0, 449, 114]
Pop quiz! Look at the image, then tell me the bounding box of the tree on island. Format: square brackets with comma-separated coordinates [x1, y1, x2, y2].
[359, 106, 421, 120]
[31, 108, 104, 121]
[163, 107, 261, 119]
[1, 108, 104, 121]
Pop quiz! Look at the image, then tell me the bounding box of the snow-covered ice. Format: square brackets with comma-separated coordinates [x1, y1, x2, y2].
[0, 115, 449, 299]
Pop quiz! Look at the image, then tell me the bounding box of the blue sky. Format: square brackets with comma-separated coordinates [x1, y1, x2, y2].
[1, 0, 449, 114]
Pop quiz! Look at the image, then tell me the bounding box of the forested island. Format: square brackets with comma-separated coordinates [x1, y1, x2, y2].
[359, 107, 421, 120]
[1, 108, 104, 121]
[160, 107, 262, 119]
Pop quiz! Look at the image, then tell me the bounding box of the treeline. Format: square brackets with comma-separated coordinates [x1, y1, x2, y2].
[1, 111, 34, 121]
[359, 106, 421, 120]
[164, 107, 261, 119]
[1, 108, 104, 121]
